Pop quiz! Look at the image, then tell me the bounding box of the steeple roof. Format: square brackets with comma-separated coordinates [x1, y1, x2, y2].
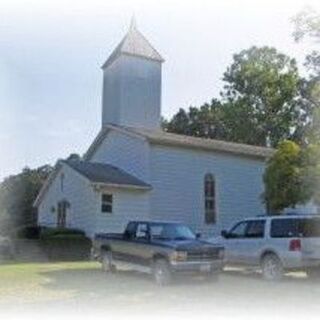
[102, 18, 164, 69]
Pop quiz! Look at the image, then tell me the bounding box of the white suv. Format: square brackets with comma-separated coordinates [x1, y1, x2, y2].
[209, 214, 320, 280]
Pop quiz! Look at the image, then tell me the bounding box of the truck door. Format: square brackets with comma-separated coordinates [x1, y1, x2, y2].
[130, 222, 153, 266]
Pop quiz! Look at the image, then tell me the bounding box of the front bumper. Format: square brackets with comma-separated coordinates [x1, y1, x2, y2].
[170, 259, 224, 274]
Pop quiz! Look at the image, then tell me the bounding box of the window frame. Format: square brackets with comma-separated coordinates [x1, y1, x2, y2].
[101, 193, 113, 214]
[204, 173, 217, 224]
[245, 220, 266, 239]
[228, 221, 249, 239]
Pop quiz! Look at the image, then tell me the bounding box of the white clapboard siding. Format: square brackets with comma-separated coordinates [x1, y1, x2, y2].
[94, 187, 150, 235]
[89, 130, 150, 182]
[148, 145, 266, 237]
[102, 55, 162, 130]
[38, 164, 98, 237]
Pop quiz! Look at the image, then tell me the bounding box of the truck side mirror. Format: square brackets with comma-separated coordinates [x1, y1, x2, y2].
[221, 230, 228, 238]
[123, 230, 131, 239]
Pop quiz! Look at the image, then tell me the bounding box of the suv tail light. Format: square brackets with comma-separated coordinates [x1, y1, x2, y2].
[289, 239, 301, 252]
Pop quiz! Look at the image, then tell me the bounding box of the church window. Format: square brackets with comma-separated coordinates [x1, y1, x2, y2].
[204, 174, 216, 224]
[101, 194, 113, 213]
[57, 200, 69, 228]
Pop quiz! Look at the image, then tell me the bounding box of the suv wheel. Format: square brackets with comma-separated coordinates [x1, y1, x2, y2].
[152, 259, 171, 286]
[261, 254, 283, 281]
[306, 268, 320, 279]
[205, 271, 220, 283]
[101, 251, 115, 273]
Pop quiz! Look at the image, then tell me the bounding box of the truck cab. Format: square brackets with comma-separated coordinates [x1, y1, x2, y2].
[92, 220, 225, 285]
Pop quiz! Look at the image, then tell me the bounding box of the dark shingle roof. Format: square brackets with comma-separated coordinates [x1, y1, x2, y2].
[64, 161, 151, 189]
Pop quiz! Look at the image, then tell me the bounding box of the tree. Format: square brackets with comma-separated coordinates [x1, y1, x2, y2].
[0, 165, 53, 234]
[300, 143, 320, 205]
[263, 141, 307, 212]
[165, 47, 304, 147]
[263, 140, 320, 212]
[292, 7, 320, 42]
[66, 153, 81, 162]
[292, 8, 320, 144]
[164, 100, 228, 139]
[222, 46, 302, 147]
[164, 108, 190, 135]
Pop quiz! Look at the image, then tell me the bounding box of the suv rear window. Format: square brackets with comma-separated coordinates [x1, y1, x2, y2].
[270, 218, 320, 238]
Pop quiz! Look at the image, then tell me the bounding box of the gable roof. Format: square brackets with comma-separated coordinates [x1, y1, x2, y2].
[102, 21, 164, 69]
[84, 125, 274, 161]
[34, 160, 151, 207]
[65, 160, 151, 189]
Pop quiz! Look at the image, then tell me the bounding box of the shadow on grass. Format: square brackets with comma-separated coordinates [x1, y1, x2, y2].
[40, 268, 229, 299]
[223, 268, 314, 285]
[38, 263, 315, 302]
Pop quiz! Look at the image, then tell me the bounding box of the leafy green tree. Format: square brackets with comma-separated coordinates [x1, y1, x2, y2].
[300, 143, 320, 205]
[292, 8, 320, 144]
[66, 153, 81, 162]
[293, 8, 320, 42]
[263, 140, 320, 212]
[0, 165, 53, 234]
[164, 100, 227, 138]
[166, 47, 304, 147]
[164, 108, 190, 135]
[263, 141, 307, 212]
[222, 46, 302, 147]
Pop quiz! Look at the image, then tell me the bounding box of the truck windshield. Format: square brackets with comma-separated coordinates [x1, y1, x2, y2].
[150, 223, 196, 241]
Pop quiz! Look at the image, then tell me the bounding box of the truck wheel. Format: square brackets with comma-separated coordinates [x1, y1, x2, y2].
[261, 254, 283, 281]
[152, 259, 171, 286]
[306, 268, 320, 279]
[101, 251, 114, 273]
[206, 271, 220, 283]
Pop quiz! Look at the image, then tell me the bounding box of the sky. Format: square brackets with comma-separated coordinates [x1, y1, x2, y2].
[0, 0, 319, 181]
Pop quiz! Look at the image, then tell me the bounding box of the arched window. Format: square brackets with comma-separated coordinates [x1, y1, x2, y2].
[57, 200, 70, 228]
[204, 174, 216, 224]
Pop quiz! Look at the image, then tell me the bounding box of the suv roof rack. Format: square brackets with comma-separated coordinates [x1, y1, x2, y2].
[256, 212, 320, 217]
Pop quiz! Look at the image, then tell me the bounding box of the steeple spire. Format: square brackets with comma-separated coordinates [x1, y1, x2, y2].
[130, 15, 137, 31]
[101, 18, 164, 69]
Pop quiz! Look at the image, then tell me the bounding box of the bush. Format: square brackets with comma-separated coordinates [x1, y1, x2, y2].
[40, 227, 85, 239]
[39, 234, 92, 261]
[15, 226, 42, 239]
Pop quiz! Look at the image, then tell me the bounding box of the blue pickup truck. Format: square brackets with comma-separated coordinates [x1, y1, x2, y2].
[92, 221, 225, 285]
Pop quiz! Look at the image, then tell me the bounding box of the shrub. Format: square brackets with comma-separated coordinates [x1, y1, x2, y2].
[15, 226, 42, 239]
[39, 233, 92, 261]
[40, 227, 85, 239]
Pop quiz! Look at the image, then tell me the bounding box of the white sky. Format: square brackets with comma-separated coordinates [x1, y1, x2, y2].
[0, 0, 319, 180]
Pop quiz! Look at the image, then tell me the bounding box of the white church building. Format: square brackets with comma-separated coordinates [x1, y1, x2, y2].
[34, 20, 274, 238]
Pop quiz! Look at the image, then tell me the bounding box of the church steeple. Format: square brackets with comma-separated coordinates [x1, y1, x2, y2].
[129, 15, 137, 30]
[102, 18, 164, 69]
[101, 19, 164, 130]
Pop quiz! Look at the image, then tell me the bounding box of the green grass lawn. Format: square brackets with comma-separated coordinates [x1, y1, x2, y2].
[0, 261, 319, 317]
[0, 261, 99, 303]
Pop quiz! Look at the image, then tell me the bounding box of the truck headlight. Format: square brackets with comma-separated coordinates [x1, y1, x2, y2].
[171, 251, 188, 262]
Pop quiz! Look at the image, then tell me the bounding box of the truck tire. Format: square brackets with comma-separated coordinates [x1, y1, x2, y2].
[152, 259, 172, 286]
[206, 271, 220, 283]
[261, 253, 283, 281]
[101, 251, 114, 273]
[306, 268, 320, 279]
